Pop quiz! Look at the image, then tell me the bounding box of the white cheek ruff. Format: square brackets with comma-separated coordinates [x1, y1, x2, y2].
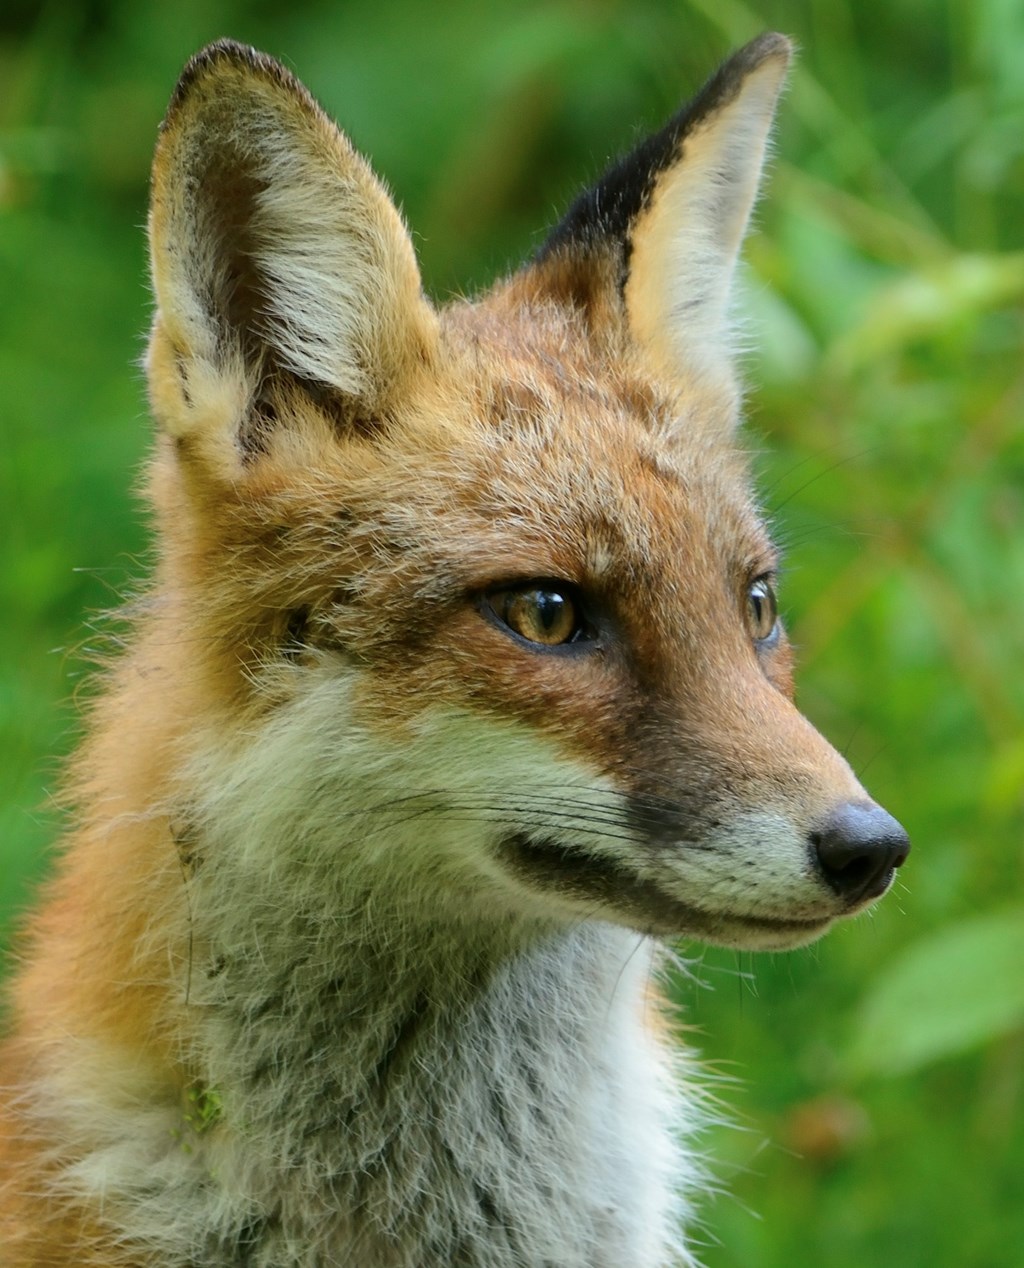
[185, 664, 630, 917]
[186, 667, 842, 948]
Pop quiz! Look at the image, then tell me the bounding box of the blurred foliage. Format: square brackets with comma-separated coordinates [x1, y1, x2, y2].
[1, 0, 1021, 1264]
[850, 908, 1024, 1078]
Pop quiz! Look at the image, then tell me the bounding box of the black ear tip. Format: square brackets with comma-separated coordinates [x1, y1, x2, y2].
[705, 32, 792, 104]
[739, 31, 794, 68]
[535, 32, 793, 269]
[164, 40, 300, 130]
[173, 38, 262, 95]
[181, 38, 285, 79]
[190, 37, 260, 64]
[756, 31, 794, 57]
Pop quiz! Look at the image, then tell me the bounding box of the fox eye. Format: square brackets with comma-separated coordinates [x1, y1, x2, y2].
[746, 577, 779, 643]
[487, 585, 585, 647]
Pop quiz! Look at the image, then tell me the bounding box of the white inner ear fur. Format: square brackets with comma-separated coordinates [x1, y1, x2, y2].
[625, 56, 788, 396]
[246, 122, 426, 398]
[149, 70, 435, 424]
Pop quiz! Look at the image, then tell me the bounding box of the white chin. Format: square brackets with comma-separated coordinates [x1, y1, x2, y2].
[694, 916, 835, 952]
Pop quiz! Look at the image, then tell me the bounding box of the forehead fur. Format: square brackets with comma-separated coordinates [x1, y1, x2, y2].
[151, 281, 768, 608]
[167, 287, 769, 594]
[416, 291, 768, 581]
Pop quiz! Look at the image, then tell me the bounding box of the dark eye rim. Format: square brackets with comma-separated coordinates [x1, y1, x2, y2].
[477, 578, 601, 655]
[746, 574, 781, 646]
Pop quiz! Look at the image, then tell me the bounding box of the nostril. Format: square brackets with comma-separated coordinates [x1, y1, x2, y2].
[812, 802, 910, 904]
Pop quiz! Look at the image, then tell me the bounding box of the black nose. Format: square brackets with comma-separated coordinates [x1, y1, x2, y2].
[811, 802, 910, 904]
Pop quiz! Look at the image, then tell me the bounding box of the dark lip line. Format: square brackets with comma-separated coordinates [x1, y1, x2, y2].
[497, 833, 837, 936]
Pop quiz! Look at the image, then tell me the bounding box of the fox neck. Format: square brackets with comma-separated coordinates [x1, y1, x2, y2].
[45, 658, 692, 1263]
[181, 875, 688, 1266]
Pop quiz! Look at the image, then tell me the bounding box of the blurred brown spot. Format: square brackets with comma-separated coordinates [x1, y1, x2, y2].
[784, 1094, 870, 1165]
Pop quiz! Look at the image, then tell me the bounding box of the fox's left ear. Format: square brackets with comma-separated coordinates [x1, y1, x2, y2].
[530, 32, 790, 411]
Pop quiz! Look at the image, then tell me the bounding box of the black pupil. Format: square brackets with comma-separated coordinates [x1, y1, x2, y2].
[535, 591, 566, 633]
[750, 581, 774, 634]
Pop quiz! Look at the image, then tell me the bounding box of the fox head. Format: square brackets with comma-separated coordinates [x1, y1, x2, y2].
[144, 35, 908, 952]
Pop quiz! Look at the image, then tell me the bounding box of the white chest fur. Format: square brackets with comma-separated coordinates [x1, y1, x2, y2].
[57, 684, 698, 1265]
[189, 923, 691, 1266]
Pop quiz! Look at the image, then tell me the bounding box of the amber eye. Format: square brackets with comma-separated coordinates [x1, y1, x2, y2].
[746, 577, 779, 642]
[488, 585, 584, 646]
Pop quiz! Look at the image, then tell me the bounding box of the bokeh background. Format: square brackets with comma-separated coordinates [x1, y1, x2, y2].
[1, 1, 1021, 1264]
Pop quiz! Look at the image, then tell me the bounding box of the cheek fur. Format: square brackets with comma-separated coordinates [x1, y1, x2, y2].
[357, 603, 634, 776]
[759, 635, 795, 697]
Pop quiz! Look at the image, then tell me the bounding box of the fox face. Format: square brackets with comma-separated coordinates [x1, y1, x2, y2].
[145, 35, 908, 958]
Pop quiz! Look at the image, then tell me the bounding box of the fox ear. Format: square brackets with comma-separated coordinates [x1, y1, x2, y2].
[147, 40, 436, 465]
[532, 33, 790, 408]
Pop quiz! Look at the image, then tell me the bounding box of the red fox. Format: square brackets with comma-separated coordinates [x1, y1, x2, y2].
[0, 33, 909, 1266]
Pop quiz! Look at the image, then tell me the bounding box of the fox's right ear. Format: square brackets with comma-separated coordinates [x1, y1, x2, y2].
[146, 40, 437, 473]
[528, 33, 790, 425]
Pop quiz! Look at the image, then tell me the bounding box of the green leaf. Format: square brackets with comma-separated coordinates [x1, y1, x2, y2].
[849, 909, 1024, 1077]
[827, 252, 1024, 371]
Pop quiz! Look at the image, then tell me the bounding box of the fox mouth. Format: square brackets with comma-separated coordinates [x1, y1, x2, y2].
[497, 834, 833, 947]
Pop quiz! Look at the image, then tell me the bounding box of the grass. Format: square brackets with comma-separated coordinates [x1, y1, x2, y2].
[1, 1, 1022, 1263]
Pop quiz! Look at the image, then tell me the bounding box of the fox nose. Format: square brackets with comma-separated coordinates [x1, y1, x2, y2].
[811, 802, 910, 904]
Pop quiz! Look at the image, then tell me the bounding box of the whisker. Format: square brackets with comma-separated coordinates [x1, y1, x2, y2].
[308, 793, 708, 849]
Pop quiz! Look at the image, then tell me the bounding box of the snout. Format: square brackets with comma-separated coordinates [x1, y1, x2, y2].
[810, 802, 910, 906]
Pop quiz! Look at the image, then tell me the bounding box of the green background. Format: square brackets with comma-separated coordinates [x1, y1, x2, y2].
[1, 1, 1022, 1264]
